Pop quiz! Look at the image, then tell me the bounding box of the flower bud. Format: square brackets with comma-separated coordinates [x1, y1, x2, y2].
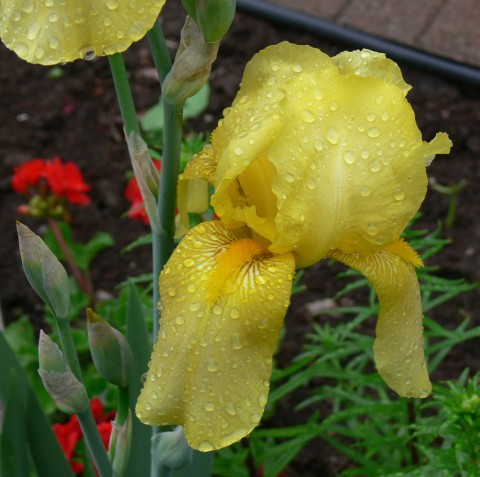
[162, 17, 219, 104]
[109, 410, 133, 476]
[126, 132, 163, 233]
[195, 0, 236, 43]
[152, 426, 193, 470]
[16, 222, 70, 318]
[38, 330, 89, 414]
[87, 308, 133, 388]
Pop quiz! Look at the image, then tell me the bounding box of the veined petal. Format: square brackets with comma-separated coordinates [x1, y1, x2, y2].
[0, 0, 165, 65]
[328, 242, 431, 398]
[136, 221, 295, 451]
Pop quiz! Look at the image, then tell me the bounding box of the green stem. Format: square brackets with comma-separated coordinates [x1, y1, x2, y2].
[108, 54, 141, 135]
[117, 386, 130, 425]
[55, 317, 112, 477]
[147, 20, 173, 82]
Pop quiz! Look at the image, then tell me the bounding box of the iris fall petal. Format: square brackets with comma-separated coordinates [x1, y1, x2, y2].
[0, 0, 165, 64]
[136, 221, 295, 451]
[328, 242, 431, 398]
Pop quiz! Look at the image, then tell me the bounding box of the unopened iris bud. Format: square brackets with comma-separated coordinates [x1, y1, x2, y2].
[87, 308, 133, 388]
[162, 17, 219, 104]
[38, 330, 89, 414]
[16, 222, 70, 319]
[109, 411, 133, 476]
[126, 131, 163, 233]
[196, 0, 236, 43]
[152, 426, 193, 470]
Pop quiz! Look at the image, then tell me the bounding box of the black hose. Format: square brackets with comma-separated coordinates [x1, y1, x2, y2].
[236, 0, 480, 88]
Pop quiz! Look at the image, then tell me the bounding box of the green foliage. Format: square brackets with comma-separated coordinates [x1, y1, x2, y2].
[43, 221, 114, 271]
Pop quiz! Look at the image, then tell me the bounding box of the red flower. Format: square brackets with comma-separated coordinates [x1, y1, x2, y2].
[43, 157, 91, 205]
[53, 398, 113, 475]
[124, 160, 162, 225]
[12, 159, 46, 194]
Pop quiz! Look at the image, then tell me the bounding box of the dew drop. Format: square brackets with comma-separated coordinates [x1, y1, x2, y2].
[11, 10, 21, 21]
[213, 305, 223, 315]
[48, 37, 59, 49]
[381, 111, 389, 121]
[233, 146, 243, 156]
[292, 64, 303, 73]
[14, 43, 29, 59]
[82, 48, 96, 61]
[168, 287, 176, 297]
[184, 258, 194, 267]
[106, 0, 119, 9]
[103, 17, 112, 26]
[187, 283, 196, 293]
[301, 110, 315, 123]
[27, 23, 40, 40]
[271, 64, 280, 72]
[225, 403, 237, 416]
[44, 0, 54, 6]
[314, 139, 324, 151]
[306, 177, 317, 190]
[329, 101, 338, 111]
[367, 127, 380, 138]
[369, 160, 381, 172]
[232, 333, 242, 350]
[175, 315, 185, 325]
[284, 171, 295, 183]
[266, 75, 276, 86]
[367, 224, 378, 236]
[343, 150, 356, 164]
[116, 29, 125, 39]
[366, 113, 376, 122]
[145, 402, 152, 410]
[394, 188, 405, 201]
[188, 303, 200, 312]
[326, 128, 339, 144]
[360, 186, 371, 197]
[204, 402, 215, 412]
[361, 150, 370, 159]
[376, 95, 384, 104]
[206, 359, 218, 372]
[22, 0, 34, 12]
[198, 441, 214, 452]
[258, 394, 267, 406]
[255, 275, 267, 285]
[313, 88, 324, 100]
[230, 308, 240, 319]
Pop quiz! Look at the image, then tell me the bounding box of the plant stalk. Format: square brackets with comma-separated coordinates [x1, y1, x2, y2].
[55, 317, 112, 476]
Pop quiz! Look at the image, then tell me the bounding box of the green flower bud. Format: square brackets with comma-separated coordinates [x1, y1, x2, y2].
[152, 426, 193, 470]
[109, 410, 133, 476]
[38, 331, 88, 414]
[196, 0, 236, 43]
[87, 308, 133, 388]
[126, 132, 163, 233]
[16, 222, 70, 318]
[162, 17, 219, 104]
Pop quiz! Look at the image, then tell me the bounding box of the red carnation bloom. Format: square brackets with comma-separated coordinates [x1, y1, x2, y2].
[124, 160, 162, 225]
[43, 157, 91, 205]
[12, 159, 46, 194]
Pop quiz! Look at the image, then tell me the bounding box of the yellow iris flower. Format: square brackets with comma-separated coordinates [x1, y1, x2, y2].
[136, 42, 452, 451]
[0, 0, 165, 64]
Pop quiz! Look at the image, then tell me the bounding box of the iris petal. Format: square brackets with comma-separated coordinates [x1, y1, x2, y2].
[136, 221, 295, 451]
[328, 242, 431, 398]
[1, 0, 165, 64]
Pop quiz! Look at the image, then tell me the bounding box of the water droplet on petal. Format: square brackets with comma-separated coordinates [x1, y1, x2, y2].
[313, 88, 324, 100]
[204, 402, 215, 412]
[106, 0, 119, 9]
[367, 127, 380, 138]
[206, 359, 218, 372]
[230, 308, 240, 319]
[27, 23, 40, 40]
[369, 160, 381, 172]
[301, 110, 315, 123]
[343, 151, 356, 164]
[284, 172, 295, 183]
[175, 315, 185, 325]
[360, 186, 371, 197]
[306, 177, 317, 190]
[381, 111, 389, 121]
[314, 139, 324, 151]
[233, 146, 243, 156]
[361, 150, 370, 159]
[226, 403, 237, 416]
[329, 101, 338, 111]
[232, 333, 242, 350]
[394, 188, 405, 201]
[48, 37, 59, 49]
[367, 224, 378, 236]
[14, 43, 29, 59]
[366, 113, 376, 122]
[82, 48, 96, 61]
[198, 441, 214, 452]
[213, 305, 223, 315]
[326, 128, 339, 144]
[292, 64, 303, 73]
[255, 275, 267, 285]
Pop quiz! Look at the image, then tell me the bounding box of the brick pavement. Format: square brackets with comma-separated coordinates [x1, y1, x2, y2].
[264, 0, 480, 68]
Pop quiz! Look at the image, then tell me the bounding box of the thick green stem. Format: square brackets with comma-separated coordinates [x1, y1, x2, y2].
[147, 21, 173, 82]
[108, 54, 141, 135]
[117, 386, 130, 425]
[55, 317, 112, 477]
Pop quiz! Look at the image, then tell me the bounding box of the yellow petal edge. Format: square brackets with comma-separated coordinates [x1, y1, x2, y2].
[136, 221, 295, 451]
[1, 0, 166, 65]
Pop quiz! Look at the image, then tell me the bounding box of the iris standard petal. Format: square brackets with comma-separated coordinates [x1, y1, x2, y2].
[136, 220, 295, 451]
[0, 0, 165, 65]
[328, 241, 431, 398]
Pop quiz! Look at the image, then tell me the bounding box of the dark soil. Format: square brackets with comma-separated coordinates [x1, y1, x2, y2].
[1, 2, 480, 476]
